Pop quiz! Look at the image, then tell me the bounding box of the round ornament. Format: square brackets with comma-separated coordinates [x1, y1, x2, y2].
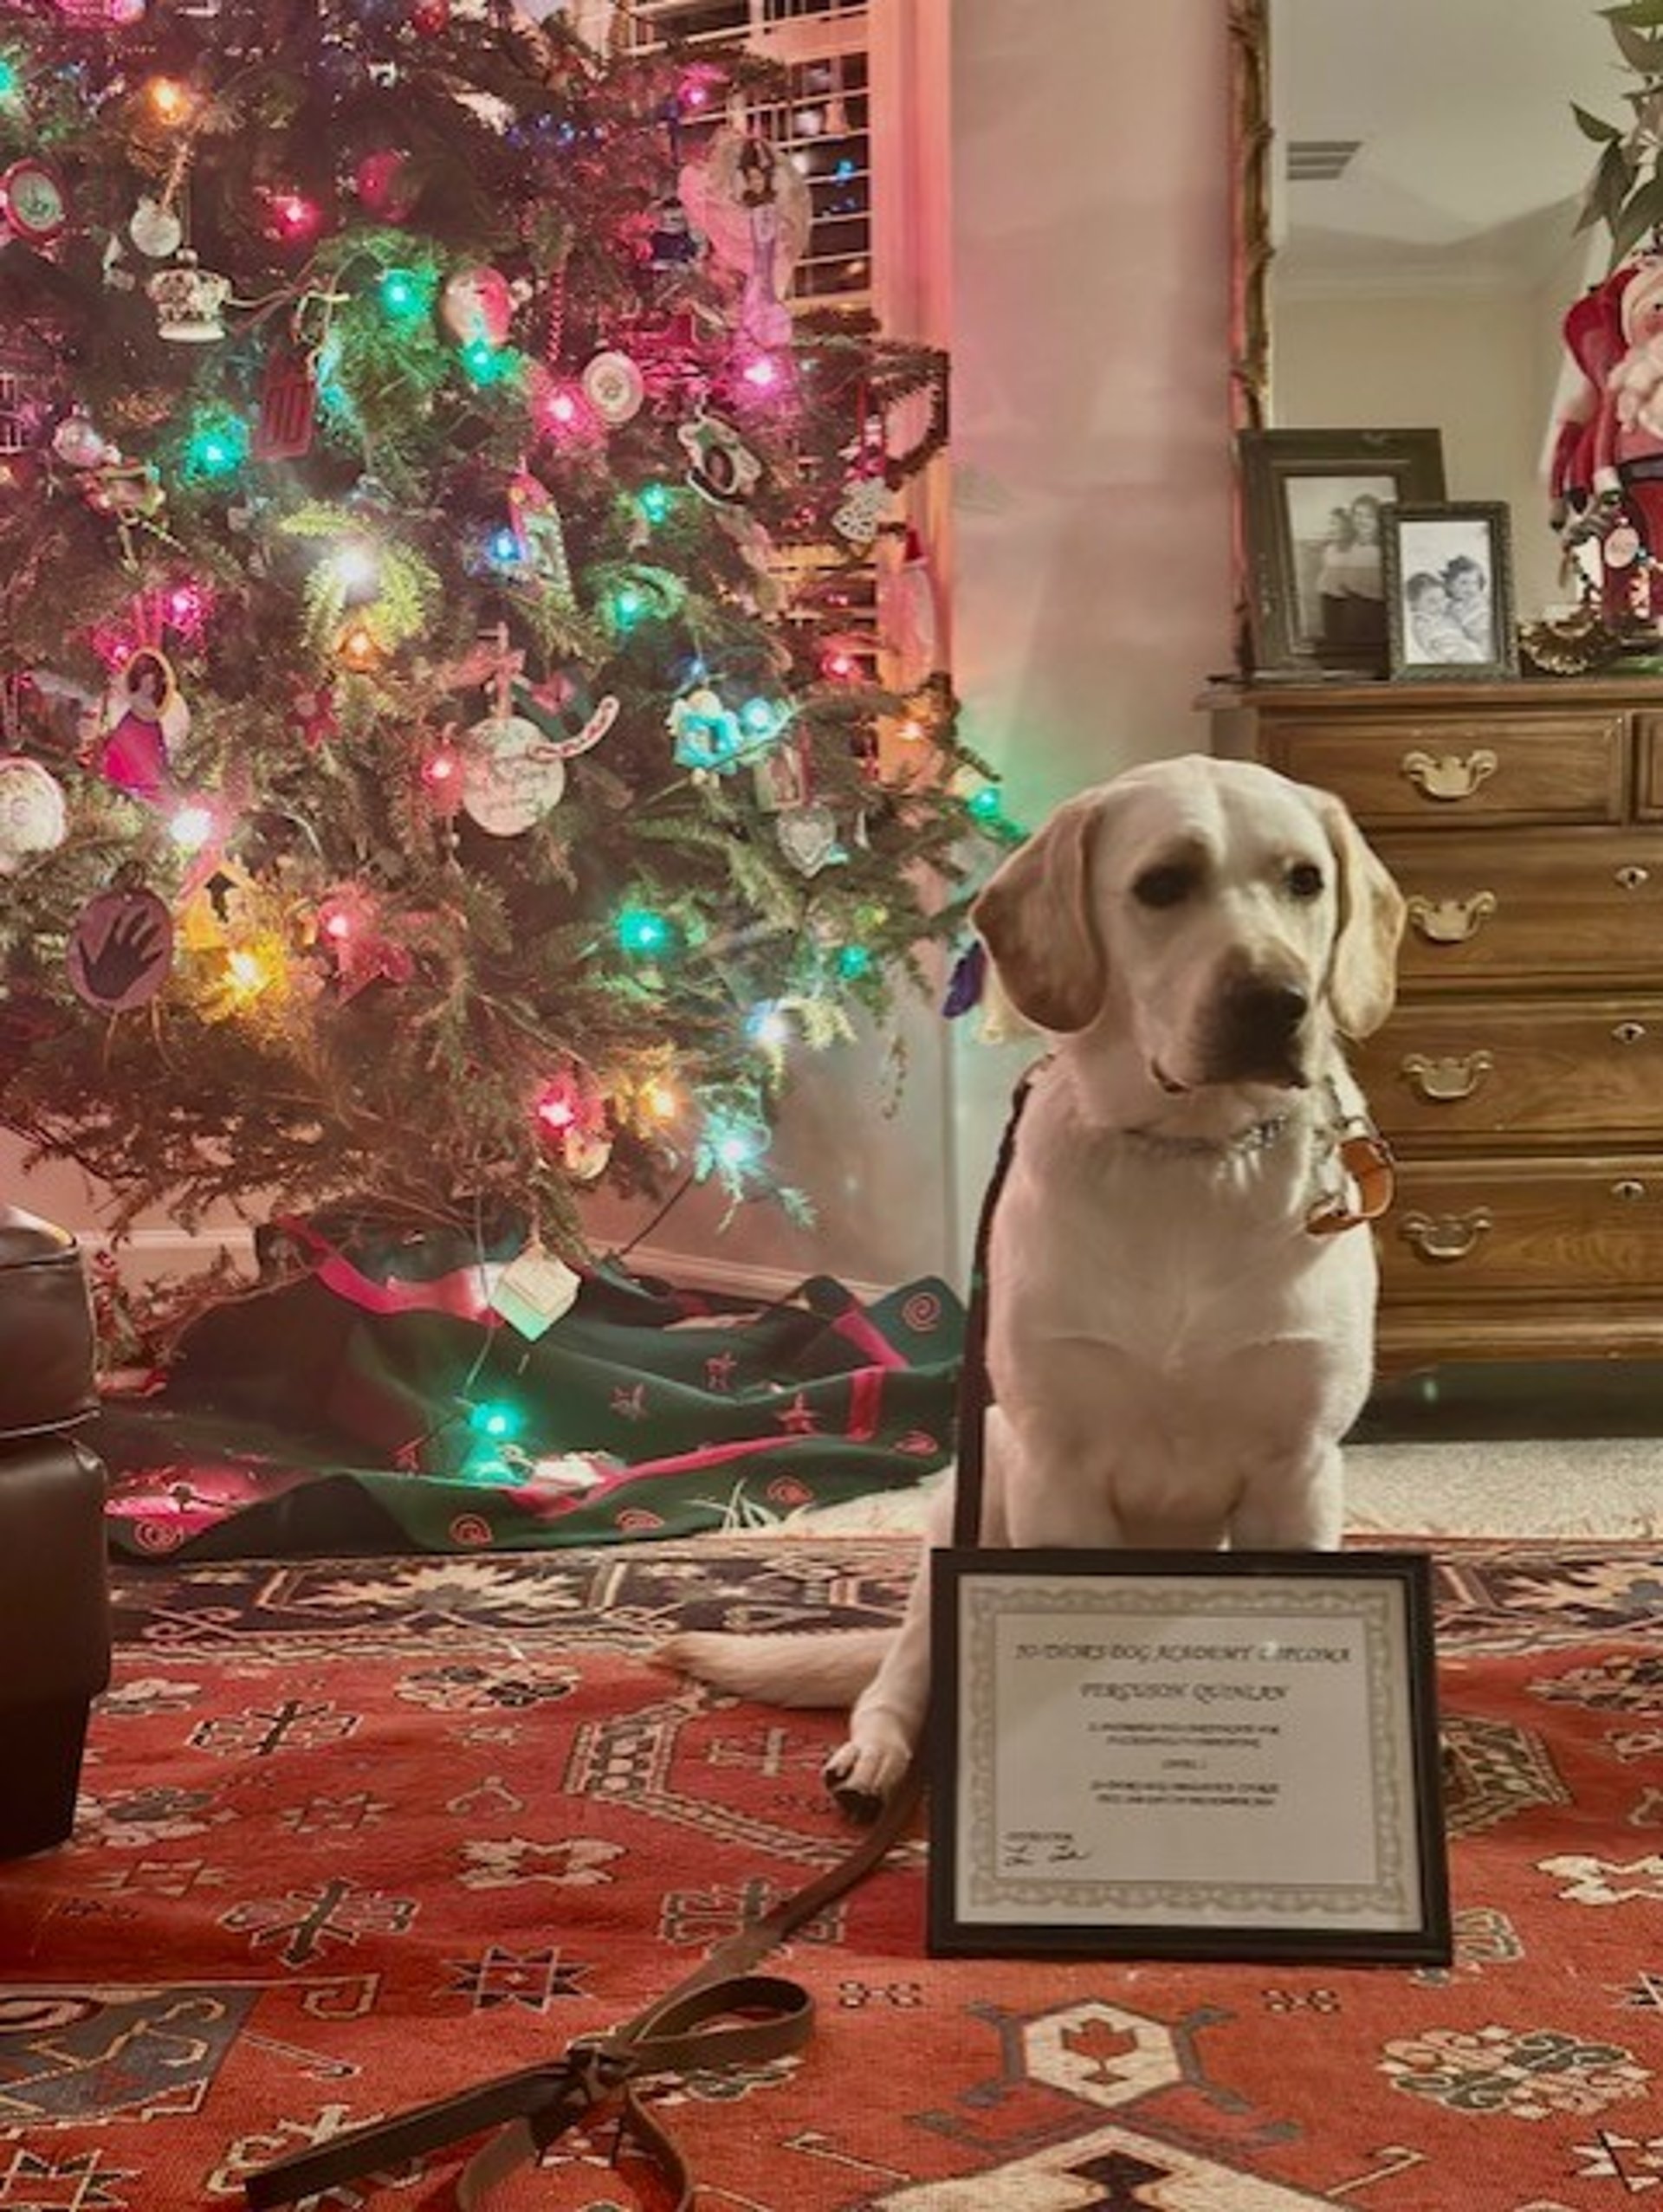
[581, 350, 644, 426]
[462, 714, 566, 836]
[51, 411, 111, 471]
[0, 756, 68, 874]
[68, 885, 173, 1012]
[128, 197, 184, 260]
[353, 147, 419, 223]
[1, 160, 70, 248]
[440, 264, 514, 349]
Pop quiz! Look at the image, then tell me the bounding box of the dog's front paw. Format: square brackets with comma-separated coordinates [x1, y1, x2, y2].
[823, 1717, 915, 1823]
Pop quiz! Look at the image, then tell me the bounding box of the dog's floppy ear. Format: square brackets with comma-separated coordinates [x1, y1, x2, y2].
[1306, 786, 1406, 1040]
[971, 789, 1108, 1033]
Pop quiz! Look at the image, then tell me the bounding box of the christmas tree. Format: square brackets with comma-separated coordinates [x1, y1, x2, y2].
[0, 0, 987, 1259]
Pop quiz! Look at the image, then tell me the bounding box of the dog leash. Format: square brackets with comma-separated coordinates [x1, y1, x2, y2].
[243, 1072, 1041, 2211]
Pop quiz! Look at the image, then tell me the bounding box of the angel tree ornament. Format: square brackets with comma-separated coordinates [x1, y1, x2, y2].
[680, 130, 812, 353]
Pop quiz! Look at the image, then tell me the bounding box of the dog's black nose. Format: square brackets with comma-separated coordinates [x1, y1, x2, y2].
[1209, 976, 1310, 1083]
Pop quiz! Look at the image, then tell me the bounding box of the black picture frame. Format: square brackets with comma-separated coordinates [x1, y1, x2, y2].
[1237, 428, 1446, 679]
[1383, 501, 1519, 682]
[928, 1549, 1451, 1965]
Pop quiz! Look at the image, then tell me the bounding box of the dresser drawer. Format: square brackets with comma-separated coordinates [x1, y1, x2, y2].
[1260, 713, 1626, 829]
[1641, 715, 1663, 819]
[1385, 829, 1663, 986]
[1353, 997, 1663, 1144]
[1378, 1155, 1663, 1300]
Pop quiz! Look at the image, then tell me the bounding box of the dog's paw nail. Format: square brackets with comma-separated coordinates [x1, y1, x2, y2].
[830, 1781, 885, 1825]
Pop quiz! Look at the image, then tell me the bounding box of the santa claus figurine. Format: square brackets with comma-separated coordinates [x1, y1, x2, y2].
[1551, 255, 1663, 618]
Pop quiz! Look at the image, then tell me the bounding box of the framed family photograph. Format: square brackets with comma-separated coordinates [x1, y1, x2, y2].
[1383, 501, 1518, 682]
[1238, 428, 1446, 678]
[928, 1549, 1451, 1966]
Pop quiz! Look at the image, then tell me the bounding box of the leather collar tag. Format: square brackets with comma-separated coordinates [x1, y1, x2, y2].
[1307, 1128, 1396, 1238]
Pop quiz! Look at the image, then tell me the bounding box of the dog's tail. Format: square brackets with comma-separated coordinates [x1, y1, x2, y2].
[657, 1628, 891, 1708]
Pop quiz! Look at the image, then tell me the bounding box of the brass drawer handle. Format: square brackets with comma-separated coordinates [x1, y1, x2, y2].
[1400, 1051, 1493, 1103]
[1400, 747, 1498, 802]
[1615, 864, 1651, 890]
[1407, 891, 1497, 945]
[1613, 1179, 1648, 1202]
[1613, 1020, 1648, 1045]
[1400, 1209, 1494, 1264]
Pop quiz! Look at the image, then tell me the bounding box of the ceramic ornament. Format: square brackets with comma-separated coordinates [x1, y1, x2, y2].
[0, 756, 68, 873]
[146, 251, 232, 343]
[678, 407, 762, 508]
[668, 685, 742, 773]
[128, 197, 184, 259]
[579, 350, 645, 427]
[1, 159, 70, 248]
[440, 264, 514, 349]
[775, 799, 840, 876]
[461, 713, 567, 835]
[68, 885, 173, 1012]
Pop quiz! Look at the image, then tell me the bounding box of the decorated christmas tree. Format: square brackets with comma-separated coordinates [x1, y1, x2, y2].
[0, 0, 987, 1260]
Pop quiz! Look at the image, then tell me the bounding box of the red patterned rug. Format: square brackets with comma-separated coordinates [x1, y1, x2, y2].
[4, 1536, 1663, 2209]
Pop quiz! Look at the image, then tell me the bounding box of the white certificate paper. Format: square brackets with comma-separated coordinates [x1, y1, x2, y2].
[929, 1552, 1448, 1963]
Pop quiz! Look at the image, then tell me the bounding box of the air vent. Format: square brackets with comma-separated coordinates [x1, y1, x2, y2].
[1287, 139, 1362, 183]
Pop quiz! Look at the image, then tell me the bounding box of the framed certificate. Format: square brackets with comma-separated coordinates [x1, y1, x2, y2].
[928, 1550, 1450, 1964]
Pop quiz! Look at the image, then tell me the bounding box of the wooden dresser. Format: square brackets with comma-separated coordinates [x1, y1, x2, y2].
[1212, 676, 1663, 1372]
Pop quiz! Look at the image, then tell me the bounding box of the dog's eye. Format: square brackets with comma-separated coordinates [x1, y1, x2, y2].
[1286, 862, 1324, 901]
[1132, 863, 1198, 909]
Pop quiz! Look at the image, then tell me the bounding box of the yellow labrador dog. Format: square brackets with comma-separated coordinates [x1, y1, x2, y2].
[663, 754, 1406, 1815]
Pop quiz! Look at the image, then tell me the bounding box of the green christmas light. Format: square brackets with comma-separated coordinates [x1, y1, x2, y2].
[617, 905, 673, 957]
[837, 944, 874, 980]
[967, 785, 1004, 825]
[460, 337, 508, 386]
[637, 482, 673, 527]
[611, 583, 648, 631]
[0, 55, 21, 103]
[184, 410, 249, 482]
[468, 1400, 521, 1442]
[378, 267, 427, 320]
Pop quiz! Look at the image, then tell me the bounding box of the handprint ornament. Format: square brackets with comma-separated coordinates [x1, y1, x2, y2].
[68, 884, 173, 1012]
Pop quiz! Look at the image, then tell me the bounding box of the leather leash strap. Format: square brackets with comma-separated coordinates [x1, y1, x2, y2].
[244, 1067, 1041, 2212]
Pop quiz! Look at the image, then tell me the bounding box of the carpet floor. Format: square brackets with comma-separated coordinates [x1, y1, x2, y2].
[4, 1536, 1663, 2209]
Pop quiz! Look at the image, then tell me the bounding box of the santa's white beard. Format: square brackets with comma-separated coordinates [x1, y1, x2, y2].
[1613, 334, 1663, 443]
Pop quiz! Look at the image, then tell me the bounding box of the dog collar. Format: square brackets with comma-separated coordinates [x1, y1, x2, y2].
[1121, 1114, 1294, 1159]
[1306, 1081, 1396, 1237]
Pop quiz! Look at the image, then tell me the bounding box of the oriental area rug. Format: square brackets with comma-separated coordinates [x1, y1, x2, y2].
[4, 1537, 1663, 2210]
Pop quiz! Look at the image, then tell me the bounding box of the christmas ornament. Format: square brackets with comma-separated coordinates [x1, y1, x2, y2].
[776, 800, 839, 876]
[646, 194, 701, 272]
[178, 857, 256, 950]
[510, 665, 619, 759]
[147, 251, 232, 343]
[877, 523, 941, 688]
[409, 0, 450, 33]
[752, 732, 810, 812]
[252, 346, 319, 462]
[461, 714, 566, 835]
[1, 160, 70, 249]
[680, 130, 811, 352]
[128, 197, 184, 259]
[506, 468, 575, 602]
[580, 349, 644, 426]
[833, 471, 889, 547]
[353, 147, 419, 221]
[0, 339, 56, 468]
[440, 264, 514, 348]
[68, 885, 172, 1012]
[97, 647, 187, 800]
[0, 756, 68, 874]
[678, 407, 762, 507]
[51, 410, 111, 471]
[668, 685, 741, 773]
[83, 454, 165, 533]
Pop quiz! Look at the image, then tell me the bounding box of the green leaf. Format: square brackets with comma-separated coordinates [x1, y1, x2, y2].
[1602, 0, 1663, 26]
[1578, 139, 1639, 233]
[1609, 169, 1663, 261]
[1610, 18, 1663, 72]
[1573, 101, 1623, 142]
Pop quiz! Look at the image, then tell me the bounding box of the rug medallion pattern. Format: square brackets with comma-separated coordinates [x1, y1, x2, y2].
[3, 1538, 1662, 2209]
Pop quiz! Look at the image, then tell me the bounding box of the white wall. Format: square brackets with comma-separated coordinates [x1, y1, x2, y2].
[1275, 288, 1563, 622]
[3, 2, 1238, 1298]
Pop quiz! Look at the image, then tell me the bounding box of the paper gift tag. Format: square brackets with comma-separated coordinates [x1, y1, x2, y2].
[490, 1245, 582, 1340]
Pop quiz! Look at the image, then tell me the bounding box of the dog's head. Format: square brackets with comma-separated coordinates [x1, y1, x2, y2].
[971, 755, 1405, 1093]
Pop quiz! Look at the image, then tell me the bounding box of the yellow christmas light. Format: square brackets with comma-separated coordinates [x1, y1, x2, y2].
[146, 76, 195, 126]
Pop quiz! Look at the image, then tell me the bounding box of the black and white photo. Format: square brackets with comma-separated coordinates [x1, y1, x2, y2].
[1383, 502, 1517, 682]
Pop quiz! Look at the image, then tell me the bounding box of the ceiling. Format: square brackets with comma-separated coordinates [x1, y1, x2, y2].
[1275, 0, 1621, 295]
